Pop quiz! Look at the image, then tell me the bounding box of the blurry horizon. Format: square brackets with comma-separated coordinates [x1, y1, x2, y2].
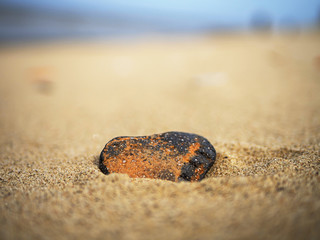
[1, 0, 320, 43]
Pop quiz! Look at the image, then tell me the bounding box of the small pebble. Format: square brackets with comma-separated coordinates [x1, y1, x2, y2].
[99, 132, 216, 182]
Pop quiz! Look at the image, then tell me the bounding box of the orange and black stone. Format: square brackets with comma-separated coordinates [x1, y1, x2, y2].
[99, 132, 216, 182]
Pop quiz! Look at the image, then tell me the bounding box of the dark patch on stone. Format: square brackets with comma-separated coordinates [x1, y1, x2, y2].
[161, 131, 196, 154]
[196, 140, 216, 159]
[105, 140, 127, 158]
[189, 155, 209, 167]
[179, 163, 196, 181]
[99, 150, 109, 174]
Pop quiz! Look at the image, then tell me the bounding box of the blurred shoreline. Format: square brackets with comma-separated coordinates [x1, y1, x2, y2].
[1, 2, 317, 45]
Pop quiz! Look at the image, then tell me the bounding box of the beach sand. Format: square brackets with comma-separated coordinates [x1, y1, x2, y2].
[0, 32, 320, 240]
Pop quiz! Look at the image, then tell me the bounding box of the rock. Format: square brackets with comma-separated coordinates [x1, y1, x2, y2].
[99, 132, 216, 182]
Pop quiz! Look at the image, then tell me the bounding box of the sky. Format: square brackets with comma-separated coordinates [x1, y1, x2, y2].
[0, 0, 319, 41]
[2, 0, 319, 27]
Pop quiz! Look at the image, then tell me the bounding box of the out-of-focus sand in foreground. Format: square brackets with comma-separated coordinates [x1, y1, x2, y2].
[0, 32, 320, 240]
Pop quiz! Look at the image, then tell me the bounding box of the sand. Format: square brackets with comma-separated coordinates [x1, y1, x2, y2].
[0, 32, 320, 240]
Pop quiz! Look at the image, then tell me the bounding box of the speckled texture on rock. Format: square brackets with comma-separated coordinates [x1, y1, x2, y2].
[99, 132, 216, 182]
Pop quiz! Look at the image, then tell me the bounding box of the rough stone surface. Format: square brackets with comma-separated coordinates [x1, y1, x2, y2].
[99, 132, 216, 182]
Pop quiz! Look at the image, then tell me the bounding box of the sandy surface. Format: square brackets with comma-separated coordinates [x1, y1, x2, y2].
[0, 32, 320, 240]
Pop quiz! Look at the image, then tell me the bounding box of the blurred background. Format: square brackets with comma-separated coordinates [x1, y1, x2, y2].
[0, 0, 319, 142]
[0, 0, 320, 43]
